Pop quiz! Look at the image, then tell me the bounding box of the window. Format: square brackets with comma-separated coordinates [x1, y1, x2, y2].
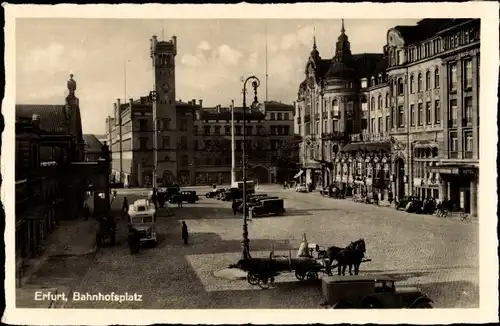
[236, 140, 242, 151]
[464, 97, 473, 125]
[371, 118, 376, 133]
[410, 104, 415, 126]
[385, 116, 390, 132]
[284, 126, 290, 135]
[180, 136, 187, 149]
[385, 93, 389, 108]
[417, 73, 423, 92]
[464, 131, 473, 157]
[449, 131, 458, 152]
[464, 59, 473, 89]
[163, 118, 171, 130]
[356, 162, 362, 175]
[426, 101, 432, 125]
[214, 125, 221, 135]
[332, 99, 340, 117]
[434, 69, 440, 89]
[180, 155, 189, 166]
[375, 163, 381, 179]
[277, 113, 283, 120]
[284, 113, 290, 120]
[450, 62, 457, 91]
[383, 163, 390, 180]
[371, 97, 375, 111]
[397, 50, 404, 65]
[361, 79, 367, 88]
[361, 101, 368, 112]
[357, 119, 363, 131]
[435, 100, 441, 124]
[235, 126, 242, 135]
[398, 106, 404, 127]
[139, 120, 147, 131]
[179, 119, 188, 131]
[417, 103, 423, 126]
[270, 113, 276, 120]
[245, 126, 252, 136]
[397, 78, 404, 95]
[378, 96, 383, 110]
[203, 126, 211, 135]
[366, 163, 373, 178]
[426, 71, 431, 90]
[391, 108, 395, 128]
[162, 136, 170, 149]
[323, 121, 327, 133]
[224, 126, 231, 135]
[449, 99, 458, 127]
[410, 75, 415, 93]
[139, 137, 148, 150]
[377, 117, 382, 133]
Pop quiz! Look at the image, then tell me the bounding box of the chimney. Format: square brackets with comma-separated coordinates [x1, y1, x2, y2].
[129, 98, 133, 108]
[216, 105, 221, 114]
[31, 113, 40, 128]
[192, 99, 196, 106]
[114, 103, 118, 125]
[117, 99, 122, 122]
[172, 35, 177, 55]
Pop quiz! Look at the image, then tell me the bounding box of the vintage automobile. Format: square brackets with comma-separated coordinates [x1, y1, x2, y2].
[321, 275, 433, 309]
[251, 198, 285, 217]
[220, 188, 244, 201]
[206, 188, 225, 199]
[237, 196, 280, 213]
[128, 199, 157, 245]
[177, 190, 200, 204]
[296, 183, 308, 193]
[157, 186, 180, 206]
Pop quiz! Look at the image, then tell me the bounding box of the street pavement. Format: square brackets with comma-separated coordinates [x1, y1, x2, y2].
[32, 185, 478, 309]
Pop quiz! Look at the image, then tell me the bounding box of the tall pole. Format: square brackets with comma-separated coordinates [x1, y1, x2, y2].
[151, 47, 158, 192]
[241, 75, 260, 260]
[231, 99, 236, 186]
[265, 22, 268, 104]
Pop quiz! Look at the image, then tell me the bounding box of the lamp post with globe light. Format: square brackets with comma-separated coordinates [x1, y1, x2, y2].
[241, 75, 260, 260]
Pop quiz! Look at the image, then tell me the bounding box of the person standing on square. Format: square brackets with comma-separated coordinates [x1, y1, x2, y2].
[181, 221, 189, 245]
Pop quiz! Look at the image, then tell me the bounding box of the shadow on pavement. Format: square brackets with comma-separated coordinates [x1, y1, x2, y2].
[416, 281, 479, 308]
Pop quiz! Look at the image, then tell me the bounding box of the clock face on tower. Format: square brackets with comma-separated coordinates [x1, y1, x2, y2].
[161, 83, 170, 94]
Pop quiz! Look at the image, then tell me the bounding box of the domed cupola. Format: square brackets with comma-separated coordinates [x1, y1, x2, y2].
[325, 19, 355, 79]
[310, 35, 320, 60]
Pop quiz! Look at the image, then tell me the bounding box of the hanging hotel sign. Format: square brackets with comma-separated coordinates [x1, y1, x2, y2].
[460, 168, 477, 177]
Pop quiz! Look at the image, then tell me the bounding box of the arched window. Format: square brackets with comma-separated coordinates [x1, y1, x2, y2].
[375, 163, 381, 179]
[356, 161, 363, 176]
[371, 97, 375, 110]
[383, 163, 390, 180]
[418, 73, 423, 92]
[434, 69, 440, 89]
[426, 71, 431, 90]
[410, 75, 415, 93]
[343, 163, 348, 176]
[385, 93, 389, 108]
[336, 163, 342, 177]
[378, 96, 383, 110]
[367, 163, 373, 178]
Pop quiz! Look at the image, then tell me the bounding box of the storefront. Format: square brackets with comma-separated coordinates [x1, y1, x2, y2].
[430, 164, 478, 216]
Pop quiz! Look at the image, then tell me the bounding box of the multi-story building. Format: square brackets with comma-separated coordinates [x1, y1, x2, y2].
[106, 96, 199, 187]
[193, 101, 297, 185]
[107, 34, 298, 186]
[15, 75, 111, 282]
[295, 19, 480, 216]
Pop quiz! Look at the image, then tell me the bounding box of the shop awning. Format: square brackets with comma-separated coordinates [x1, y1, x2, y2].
[341, 141, 391, 152]
[293, 170, 304, 179]
[428, 164, 478, 177]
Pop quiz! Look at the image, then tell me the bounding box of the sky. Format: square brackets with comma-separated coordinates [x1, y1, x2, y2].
[16, 18, 420, 134]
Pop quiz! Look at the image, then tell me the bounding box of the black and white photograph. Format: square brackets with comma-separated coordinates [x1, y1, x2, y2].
[2, 3, 498, 325]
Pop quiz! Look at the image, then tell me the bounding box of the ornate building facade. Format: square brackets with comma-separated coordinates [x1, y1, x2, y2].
[295, 19, 480, 216]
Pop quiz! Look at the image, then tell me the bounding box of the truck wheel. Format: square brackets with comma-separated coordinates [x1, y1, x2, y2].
[247, 273, 259, 285]
[258, 278, 271, 289]
[295, 271, 306, 280]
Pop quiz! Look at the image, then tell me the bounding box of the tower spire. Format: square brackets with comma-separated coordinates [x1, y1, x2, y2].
[341, 18, 345, 34]
[313, 24, 317, 50]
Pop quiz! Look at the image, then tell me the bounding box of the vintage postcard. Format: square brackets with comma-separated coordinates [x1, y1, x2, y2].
[2, 2, 499, 325]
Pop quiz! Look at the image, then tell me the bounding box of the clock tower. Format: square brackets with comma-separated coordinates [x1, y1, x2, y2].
[150, 34, 178, 185]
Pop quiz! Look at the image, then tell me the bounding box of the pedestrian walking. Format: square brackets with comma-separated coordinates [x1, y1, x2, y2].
[122, 196, 129, 220]
[232, 199, 239, 215]
[128, 228, 141, 255]
[181, 221, 189, 245]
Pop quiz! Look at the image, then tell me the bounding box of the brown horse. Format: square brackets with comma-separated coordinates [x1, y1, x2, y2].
[323, 239, 365, 275]
[336, 238, 366, 276]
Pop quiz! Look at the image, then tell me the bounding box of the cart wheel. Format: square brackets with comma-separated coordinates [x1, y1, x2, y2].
[247, 273, 259, 285]
[306, 271, 319, 280]
[295, 271, 306, 280]
[258, 278, 270, 289]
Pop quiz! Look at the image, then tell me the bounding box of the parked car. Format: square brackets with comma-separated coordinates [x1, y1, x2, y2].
[206, 188, 225, 199]
[170, 190, 199, 204]
[251, 198, 285, 217]
[321, 275, 433, 309]
[221, 188, 243, 201]
[296, 183, 308, 193]
[237, 196, 280, 213]
[157, 186, 180, 206]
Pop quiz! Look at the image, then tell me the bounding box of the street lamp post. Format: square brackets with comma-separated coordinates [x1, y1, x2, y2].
[150, 90, 158, 192]
[241, 75, 260, 260]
